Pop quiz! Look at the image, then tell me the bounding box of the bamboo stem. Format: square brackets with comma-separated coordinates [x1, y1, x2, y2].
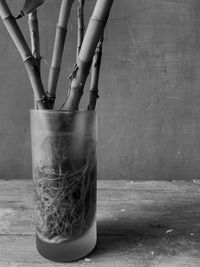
[87, 35, 103, 110]
[28, 10, 41, 109]
[0, 0, 49, 109]
[47, 0, 75, 108]
[28, 10, 41, 72]
[77, 0, 85, 58]
[61, 0, 114, 111]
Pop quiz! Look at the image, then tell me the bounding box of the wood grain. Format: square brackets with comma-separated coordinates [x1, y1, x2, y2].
[0, 180, 200, 266]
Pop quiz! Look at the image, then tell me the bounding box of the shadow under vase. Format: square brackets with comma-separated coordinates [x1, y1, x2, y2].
[88, 198, 200, 263]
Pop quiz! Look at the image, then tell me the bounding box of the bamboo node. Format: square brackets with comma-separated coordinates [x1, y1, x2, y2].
[36, 95, 48, 104]
[90, 89, 99, 98]
[90, 17, 107, 25]
[15, 10, 25, 20]
[46, 92, 55, 101]
[23, 55, 35, 63]
[72, 86, 84, 94]
[78, 25, 85, 30]
[56, 24, 68, 32]
[46, 92, 55, 108]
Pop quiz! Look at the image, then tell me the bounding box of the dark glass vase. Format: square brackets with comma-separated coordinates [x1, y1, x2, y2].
[30, 110, 97, 262]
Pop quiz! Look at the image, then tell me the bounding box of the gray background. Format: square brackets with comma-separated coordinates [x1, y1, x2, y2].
[0, 0, 200, 180]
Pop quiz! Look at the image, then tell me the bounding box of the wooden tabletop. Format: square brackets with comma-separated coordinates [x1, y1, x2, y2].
[0, 179, 200, 266]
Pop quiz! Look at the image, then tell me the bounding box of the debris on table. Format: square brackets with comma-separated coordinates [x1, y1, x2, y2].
[165, 229, 174, 234]
[83, 258, 91, 262]
[192, 179, 200, 184]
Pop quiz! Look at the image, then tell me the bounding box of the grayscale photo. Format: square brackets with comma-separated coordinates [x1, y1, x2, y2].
[0, 0, 199, 266]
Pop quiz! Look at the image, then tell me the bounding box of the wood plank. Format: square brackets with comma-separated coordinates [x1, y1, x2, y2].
[0, 180, 200, 266]
[0, 234, 200, 267]
[0, 180, 200, 236]
[1, 179, 200, 190]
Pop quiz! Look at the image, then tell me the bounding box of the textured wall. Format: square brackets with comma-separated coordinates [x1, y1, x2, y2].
[0, 0, 200, 180]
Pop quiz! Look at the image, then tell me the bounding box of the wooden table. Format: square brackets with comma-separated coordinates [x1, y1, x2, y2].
[0, 180, 200, 266]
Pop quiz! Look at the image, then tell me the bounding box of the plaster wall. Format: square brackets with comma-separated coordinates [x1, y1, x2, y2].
[0, 0, 200, 180]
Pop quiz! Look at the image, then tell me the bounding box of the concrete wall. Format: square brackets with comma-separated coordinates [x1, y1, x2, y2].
[0, 0, 200, 180]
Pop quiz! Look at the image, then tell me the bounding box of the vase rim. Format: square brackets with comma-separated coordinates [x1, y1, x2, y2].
[30, 109, 96, 114]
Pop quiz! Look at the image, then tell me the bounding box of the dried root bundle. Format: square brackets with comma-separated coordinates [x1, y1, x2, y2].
[33, 138, 96, 243]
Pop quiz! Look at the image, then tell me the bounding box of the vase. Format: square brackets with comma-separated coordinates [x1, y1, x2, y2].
[30, 109, 97, 262]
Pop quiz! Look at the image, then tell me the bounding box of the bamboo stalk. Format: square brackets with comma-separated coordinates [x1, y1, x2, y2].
[77, 0, 85, 58]
[0, 0, 49, 109]
[28, 10, 41, 72]
[61, 0, 114, 111]
[47, 0, 75, 108]
[87, 35, 103, 110]
[28, 10, 41, 109]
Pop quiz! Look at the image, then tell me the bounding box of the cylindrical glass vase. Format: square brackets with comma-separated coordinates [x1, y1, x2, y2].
[30, 110, 97, 262]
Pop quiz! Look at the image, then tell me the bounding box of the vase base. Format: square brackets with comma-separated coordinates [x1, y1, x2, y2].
[36, 223, 97, 262]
